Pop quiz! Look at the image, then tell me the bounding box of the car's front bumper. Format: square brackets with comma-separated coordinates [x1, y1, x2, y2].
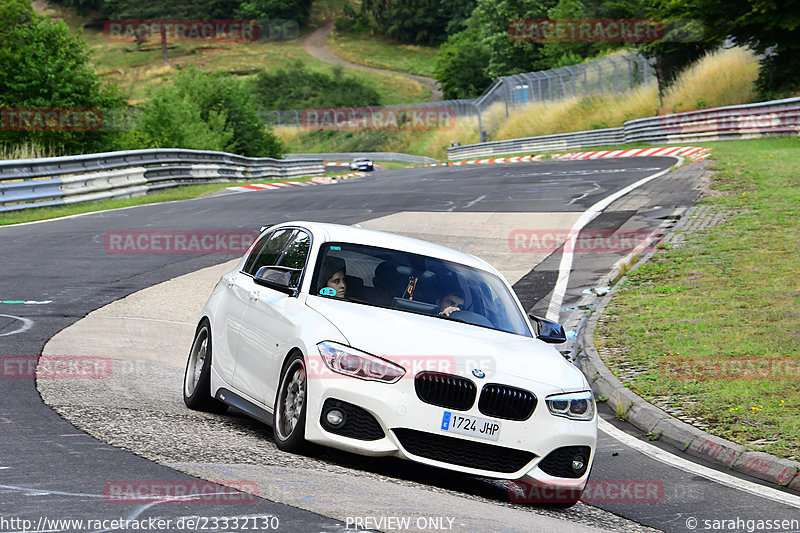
[303, 355, 596, 489]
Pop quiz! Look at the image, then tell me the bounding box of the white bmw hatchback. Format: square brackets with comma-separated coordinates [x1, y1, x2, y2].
[183, 221, 597, 505]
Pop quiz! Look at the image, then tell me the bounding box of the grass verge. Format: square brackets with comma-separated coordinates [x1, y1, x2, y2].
[327, 32, 438, 78]
[595, 137, 800, 461]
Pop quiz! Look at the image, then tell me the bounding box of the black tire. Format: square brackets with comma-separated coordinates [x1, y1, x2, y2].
[273, 352, 310, 453]
[183, 318, 227, 413]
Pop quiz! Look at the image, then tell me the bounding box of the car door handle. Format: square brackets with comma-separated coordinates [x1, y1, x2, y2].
[249, 290, 260, 301]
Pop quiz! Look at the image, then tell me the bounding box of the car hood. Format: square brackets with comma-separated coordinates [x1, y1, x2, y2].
[305, 296, 587, 392]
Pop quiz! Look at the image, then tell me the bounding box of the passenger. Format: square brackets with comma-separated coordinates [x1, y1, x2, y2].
[372, 261, 408, 306]
[319, 257, 346, 298]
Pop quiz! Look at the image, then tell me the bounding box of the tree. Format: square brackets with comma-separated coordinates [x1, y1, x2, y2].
[361, 0, 476, 45]
[136, 68, 283, 157]
[434, 0, 559, 98]
[695, 0, 800, 95]
[435, 26, 492, 99]
[0, 0, 125, 154]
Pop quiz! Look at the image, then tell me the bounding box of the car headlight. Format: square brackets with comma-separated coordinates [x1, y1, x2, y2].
[545, 391, 595, 421]
[317, 341, 405, 383]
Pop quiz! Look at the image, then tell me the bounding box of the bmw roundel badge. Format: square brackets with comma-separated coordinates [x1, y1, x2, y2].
[472, 369, 485, 378]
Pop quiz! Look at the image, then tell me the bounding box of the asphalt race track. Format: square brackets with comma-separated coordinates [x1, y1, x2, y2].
[2, 158, 799, 533]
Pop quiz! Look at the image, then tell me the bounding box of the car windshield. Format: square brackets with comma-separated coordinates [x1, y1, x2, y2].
[311, 242, 532, 337]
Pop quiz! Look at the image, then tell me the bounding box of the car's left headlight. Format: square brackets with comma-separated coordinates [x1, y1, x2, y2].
[317, 341, 405, 383]
[545, 391, 595, 421]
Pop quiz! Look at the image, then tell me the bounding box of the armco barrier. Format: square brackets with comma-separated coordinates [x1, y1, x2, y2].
[447, 128, 624, 160]
[288, 152, 439, 165]
[447, 96, 800, 160]
[0, 149, 323, 212]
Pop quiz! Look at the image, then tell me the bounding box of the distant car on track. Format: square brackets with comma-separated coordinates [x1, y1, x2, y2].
[349, 157, 374, 171]
[183, 221, 597, 506]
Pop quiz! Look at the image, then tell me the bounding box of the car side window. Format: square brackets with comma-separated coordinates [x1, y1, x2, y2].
[276, 231, 311, 288]
[243, 229, 294, 276]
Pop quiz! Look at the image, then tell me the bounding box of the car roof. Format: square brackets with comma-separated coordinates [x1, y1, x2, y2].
[275, 221, 497, 274]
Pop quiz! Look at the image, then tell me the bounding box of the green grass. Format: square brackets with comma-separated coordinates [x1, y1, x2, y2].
[0, 175, 322, 226]
[327, 32, 439, 78]
[595, 137, 800, 461]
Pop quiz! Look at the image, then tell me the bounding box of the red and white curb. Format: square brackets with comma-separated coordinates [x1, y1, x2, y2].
[324, 162, 351, 167]
[551, 146, 711, 162]
[426, 155, 543, 167]
[431, 146, 711, 167]
[225, 173, 365, 192]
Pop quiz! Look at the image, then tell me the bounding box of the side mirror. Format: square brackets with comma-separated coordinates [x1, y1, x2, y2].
[254, 266, 300, 295]
[529, 315, 567, 344]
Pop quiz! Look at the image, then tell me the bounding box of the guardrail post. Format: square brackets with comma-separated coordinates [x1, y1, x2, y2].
[471, 103, 487, 143]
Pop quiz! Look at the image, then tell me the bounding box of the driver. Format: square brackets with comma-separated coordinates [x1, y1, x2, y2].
[436, 286, 465, 317]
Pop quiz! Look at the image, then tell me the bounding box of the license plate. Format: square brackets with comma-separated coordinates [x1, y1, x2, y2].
[441, 411, 501, 441]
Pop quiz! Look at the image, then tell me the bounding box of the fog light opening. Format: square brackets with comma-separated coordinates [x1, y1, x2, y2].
[572, 455, 585, 472]
[325, 408, 346, 428]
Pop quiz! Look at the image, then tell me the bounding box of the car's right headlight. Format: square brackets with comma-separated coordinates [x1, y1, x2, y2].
[545, 391, 595, 421]
[317, 341, 405, 383]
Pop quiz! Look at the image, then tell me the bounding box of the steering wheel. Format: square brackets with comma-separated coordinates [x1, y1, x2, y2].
[449, 310, 494, 328]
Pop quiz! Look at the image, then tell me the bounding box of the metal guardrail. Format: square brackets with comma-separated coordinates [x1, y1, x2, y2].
[448, 128, 624, 160]
[0, 148, 324, 213]
[447, 97, 800, 160]
[287, 152, 439, 165]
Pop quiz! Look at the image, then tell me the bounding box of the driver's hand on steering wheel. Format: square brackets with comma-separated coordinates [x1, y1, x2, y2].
[438, 304, 462, 317]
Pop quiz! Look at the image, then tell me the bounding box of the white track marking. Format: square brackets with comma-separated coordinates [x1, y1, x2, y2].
[599, 418, 800, 509]
[0, 314, 33, 337]
[545, 160, 678, 321]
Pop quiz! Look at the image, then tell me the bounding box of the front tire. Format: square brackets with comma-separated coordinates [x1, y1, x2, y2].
[273, 352, 310, 453]
[183, 318, 227, 413]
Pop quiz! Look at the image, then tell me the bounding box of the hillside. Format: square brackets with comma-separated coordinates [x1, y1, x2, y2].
[36, 0, 437, 106]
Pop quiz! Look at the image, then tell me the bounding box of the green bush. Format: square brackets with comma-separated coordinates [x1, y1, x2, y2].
[251, 62, 381, 110]
[334, 3, 374, 36]
[135, 68, 283, 157]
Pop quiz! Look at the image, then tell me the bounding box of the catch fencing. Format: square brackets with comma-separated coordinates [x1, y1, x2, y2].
[262, 53, 654, 126]
[447, 97, 800, 160]
[0, 149, 323, 212]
